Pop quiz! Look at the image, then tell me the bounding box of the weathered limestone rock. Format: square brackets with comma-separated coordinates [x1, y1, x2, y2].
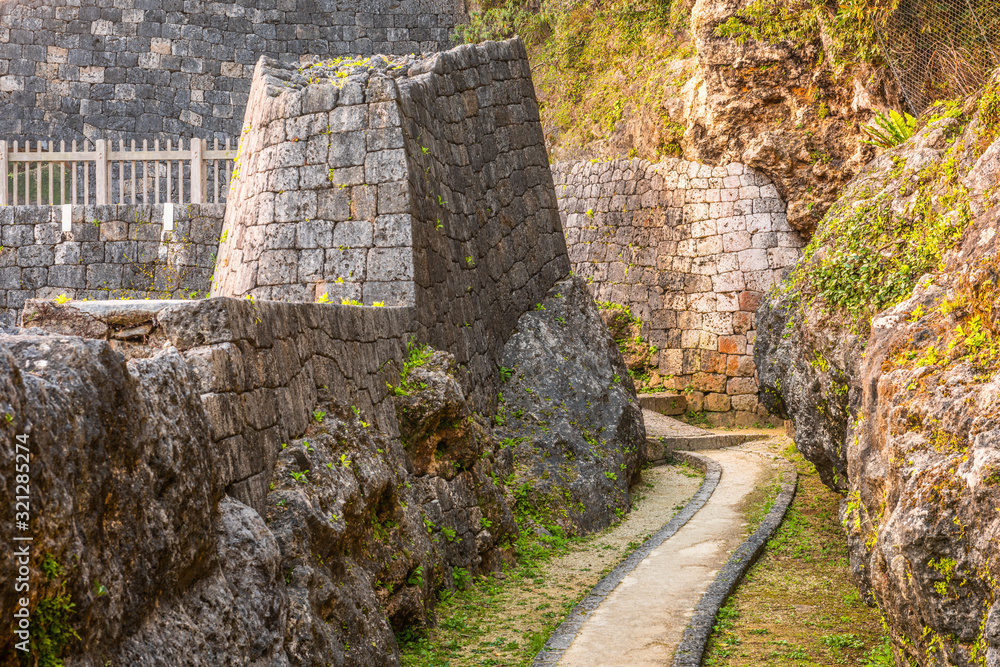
[675, 0, 890, 236]
[495, 276, 646, 533]
[757, 74, 1000, 665]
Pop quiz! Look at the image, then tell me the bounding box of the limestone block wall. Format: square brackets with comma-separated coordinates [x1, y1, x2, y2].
[399, 39, 570, 408]
[0, 0, 465, 143]
[211, 55, 415, 306]
[214, 39, 570, 409]
[0, 203, 221, 324]
[22, 297, 412, 511]
[553, 158, 806, 426]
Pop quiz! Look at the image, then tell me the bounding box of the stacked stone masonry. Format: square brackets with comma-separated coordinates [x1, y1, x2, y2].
[22, 296, 412, 512]
[214, 39, 569, 410]
[0, 203, 221, 324]
[0, 0, 465, 143]
[554, 158, 806, 426]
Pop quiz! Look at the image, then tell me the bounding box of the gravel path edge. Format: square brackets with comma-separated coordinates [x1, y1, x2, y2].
[670, 460, 798, 667]
[531, 451, 722, 666]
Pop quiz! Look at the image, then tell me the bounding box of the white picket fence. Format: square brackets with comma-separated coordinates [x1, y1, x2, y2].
[0, 138, 236, 206]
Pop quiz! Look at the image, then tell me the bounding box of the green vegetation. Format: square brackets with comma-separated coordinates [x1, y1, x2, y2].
[597, 302, 663, 392]
[861, 110, 918, 148]
[390, 342, 435, 396]
[457, 0, 694, 158]
[790, 110, 975, 325]
[27, 555, 80, 667]
[703, 443, 889, 666]
[399, 464, 702, 666]
[711, 0, 888, 65]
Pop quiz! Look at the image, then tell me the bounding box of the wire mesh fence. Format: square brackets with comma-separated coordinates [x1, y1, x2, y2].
[876, 0, 1000, 115]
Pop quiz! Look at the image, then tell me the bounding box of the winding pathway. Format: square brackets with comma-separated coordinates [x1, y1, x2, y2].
[537, 413, 790, 666]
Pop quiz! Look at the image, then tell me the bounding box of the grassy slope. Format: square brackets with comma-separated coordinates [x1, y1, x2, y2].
[703, 443, 892, 667]
[459, 0, 696, 162]
[399, 463, 703, 666]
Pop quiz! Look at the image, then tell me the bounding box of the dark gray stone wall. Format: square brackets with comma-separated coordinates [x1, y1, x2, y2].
[22, 296, 413, 511]
[0, 0, 465, 143]
[213, 39, 570, 411]
[0, 203, 222, 324]
[400, 39, 570, 411]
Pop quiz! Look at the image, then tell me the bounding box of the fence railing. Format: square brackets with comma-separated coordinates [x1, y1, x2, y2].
[0, 138, 236, 207]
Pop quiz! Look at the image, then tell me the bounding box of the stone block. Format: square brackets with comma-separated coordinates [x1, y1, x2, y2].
[704, 392, 730, 412]
[377, 181, 409, 215]
[365, 148, 407, 183]
[333, 220, 374, 248]
[366, 247, 412, 281]
[722, 231, 751, 253]
[712, 270, 745, 293]
[328, 132, 367, 168]
[732, 311, 754, 334]
[257, 249, 298, 286]
[727, 377, 758, 395]
[718, 334, 746, 355]
[318, 188, 352, 222]
[726, 354, 755, 377]
[738, 290, 764, 312]
[374, 214, 411, 247]
[658, 348, 683, 376]
[737, 248, 769, 273]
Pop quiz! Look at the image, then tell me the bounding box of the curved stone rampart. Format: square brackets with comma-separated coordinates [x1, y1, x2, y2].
[554, 158, 805, 426]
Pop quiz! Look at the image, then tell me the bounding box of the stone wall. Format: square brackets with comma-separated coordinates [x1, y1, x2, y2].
[211, 55, 416, 307]
[553, 158, 805, 426]
[399, 39, 569, 410]
[22, 296, 412, 511]
[0, 203, 221, 324]
[0, 0, 465, 143]
[213, 39, 570, 410]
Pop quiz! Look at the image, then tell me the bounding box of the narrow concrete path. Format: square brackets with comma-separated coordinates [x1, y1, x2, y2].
[556, 448, 776, 667]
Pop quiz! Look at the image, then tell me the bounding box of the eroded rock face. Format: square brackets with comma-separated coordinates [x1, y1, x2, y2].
[757, 75, 1000, 665]
[0, 333, 285, 666]
[677, 0, 889, 237]
[495, 276, 646, 534]
[0, 332, 519, 667]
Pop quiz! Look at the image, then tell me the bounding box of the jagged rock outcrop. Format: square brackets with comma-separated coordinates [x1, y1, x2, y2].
[495, 276, 646, 533]
[0, 333, 288, 666]
[673, 0, 892, 236]
[757, 74, 1000, 665]
[0, 327, 516, 666]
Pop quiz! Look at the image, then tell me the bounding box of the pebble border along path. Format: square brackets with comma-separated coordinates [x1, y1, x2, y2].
[532, 450, 722, 667]
[533, 434, 796, 667]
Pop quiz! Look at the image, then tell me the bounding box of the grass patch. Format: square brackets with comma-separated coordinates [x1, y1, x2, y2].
[399, 464, 703, 666]
[457, 0, 695, 160]
[703, 443, 889, 666]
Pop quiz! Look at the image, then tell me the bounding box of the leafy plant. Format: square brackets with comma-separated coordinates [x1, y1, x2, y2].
[289, 470, 309, 483]
[312, 409, 326, 424]
[861, 110, 917, 149]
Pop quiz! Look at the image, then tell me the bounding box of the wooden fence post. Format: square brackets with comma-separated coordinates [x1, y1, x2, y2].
[190, 138, 203, 204]
[0, 141, 7, 207]
[95, 139, 108, 205]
